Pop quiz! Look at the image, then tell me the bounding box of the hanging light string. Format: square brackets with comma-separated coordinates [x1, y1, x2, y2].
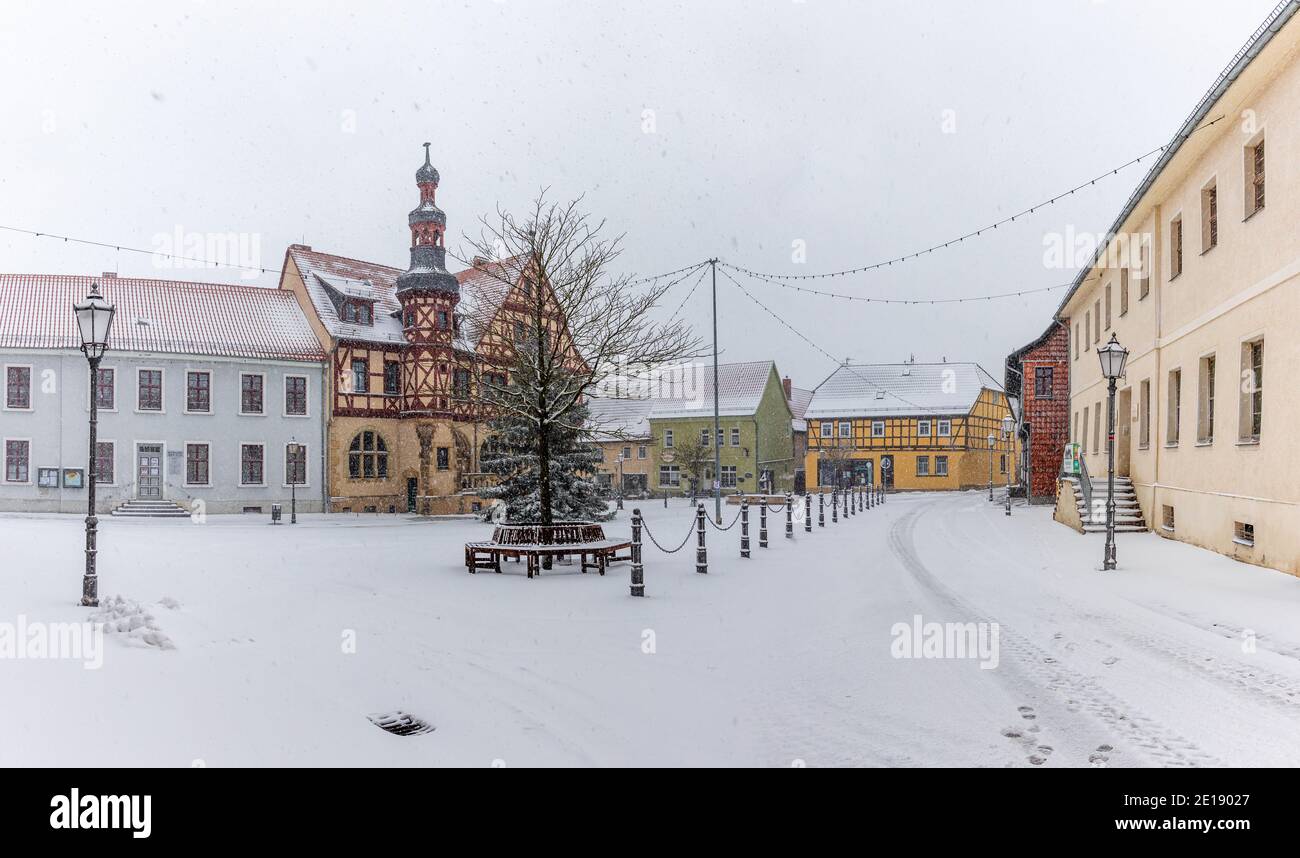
[726, 115, 1225, 283]
[715, 265, 930, 412]
[724, 263, 1069, 305]
[666, 264, 711, 323]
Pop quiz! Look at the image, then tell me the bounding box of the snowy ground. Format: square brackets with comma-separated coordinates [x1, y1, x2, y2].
[3, 491, 1299, 767]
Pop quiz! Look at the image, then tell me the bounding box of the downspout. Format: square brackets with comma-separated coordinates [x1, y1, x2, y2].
[321, 356, 331, 513]
[1151, 205, 1164, 531]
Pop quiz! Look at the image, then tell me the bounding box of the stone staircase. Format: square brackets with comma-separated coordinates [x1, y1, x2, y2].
[1062, 476, 1147, 533]
[111, 499, 192, 519]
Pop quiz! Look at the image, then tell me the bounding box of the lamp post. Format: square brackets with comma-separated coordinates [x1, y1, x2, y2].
[287, 440, 301, 524]
[73, 282, 116, 608]
[986, 432, 995, 501]
[1097, 333, 1130, 571]
[616, 453, 625, 511]
[1001, 415, 1014, 516]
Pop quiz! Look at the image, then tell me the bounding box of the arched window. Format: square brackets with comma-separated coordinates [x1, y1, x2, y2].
[348, 431, 389, 479]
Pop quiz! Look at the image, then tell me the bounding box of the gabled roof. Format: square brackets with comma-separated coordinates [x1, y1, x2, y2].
[585, 395, 655, 441]
[647, 360, 787, 420]
[788, 386, 814, 432]
[1004, 320, 1067, 396]
[805, 362, 1002, 420]
[453, 256, 527, 351]
[0, 274, 325, 361]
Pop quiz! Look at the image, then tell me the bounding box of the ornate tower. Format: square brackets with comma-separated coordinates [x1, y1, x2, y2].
[396, 143, 460, 416]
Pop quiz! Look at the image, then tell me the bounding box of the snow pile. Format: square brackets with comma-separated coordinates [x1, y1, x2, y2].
[89, 596, 176, 650]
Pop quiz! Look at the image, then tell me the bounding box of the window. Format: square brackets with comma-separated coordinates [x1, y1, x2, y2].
[1093, 401, 1101, 455]
[838, 421, 852, 439]
[286, 445, 307, 485]
[1084, 312, 1091, 350]
[663, 429, 674, 449]
[700, 429, 710, 446]
[240, 444, 263, 486]
[638, 445, 647, 459]
[4, 439, 29, 482]
[916, 456, 930, 476]
[186, 371, 211, 413]
[1197, 354, 1215, 444]
[730, 427, 741, 446]
[1073, 412, 1079, 445]
[437, 310, 450, 330]
[240, 374, 264, 414]
[1082, 405, 1089, 453]
[351, 360, 369, 394]
[658, 464, 680, 487]
[820, 422, 832, 438]
[453, 368, 471, 398]
[95, 367, 115, 410]
[1167, 369, 1181, 445]
[5, 366, 31, 409]
[403, 308, 415, 328]
[1119, 268, 1130, 317]
[1240, 339, 1263, 441]
[1074, 323, 1080, 359]
[1138, 242, 1151, 299]
[436, 447, 450, 471]
[1034, 367, 1053, 399]
[1234, 521, 1255, 547]
[187, 443, 210, 486]
[935, 455, 949, 476]
[917, 420, 931, 437]
[94, 441, 114, 484]
[285, 376, 308, 416]
[513, 321, 526, 343]
[137, 369, 162, 411]
[1093, 301, 1101, 343]
[1104, 282, 1112, 330]
[871, 420, 885, 438]
[1162, 504, 1175, 532]
[717, 429, 724, 448]
[348, 431, 389, 479]
[1201, 180, 1218, 252]
[937, 419, 952, 437]
[1246, 136, 1265, 217]
[721, 465, 737, 488]
[1139, 379, 1151, 448]
[342, 301, 372, 325]
[622, 446, 632, 460]
[384, 362, 401, 396]
[1170, 215, 1183, 279]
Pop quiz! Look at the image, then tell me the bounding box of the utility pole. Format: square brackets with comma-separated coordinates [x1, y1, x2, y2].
[710, 258, 722, 524]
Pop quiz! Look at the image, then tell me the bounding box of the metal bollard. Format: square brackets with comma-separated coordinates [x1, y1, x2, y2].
[832, 488, 839, 523]
[759, 496, 769, 548]
[740, 498, 750, 558]
[695, 502, 708, 574]
[866, 482, 872, 510]
[804, 493, 812, 533]
[785, 491, 794, 538]
[630, 509, 645, 597]
[818, 490, 825, 527]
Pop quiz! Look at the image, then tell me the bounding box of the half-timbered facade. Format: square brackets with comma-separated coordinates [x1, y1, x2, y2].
[803, 361, 1016, 491]
[278, 147, 575, 514]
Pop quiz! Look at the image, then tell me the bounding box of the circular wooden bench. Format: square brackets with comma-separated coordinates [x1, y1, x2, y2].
[465, 522, 631, 579]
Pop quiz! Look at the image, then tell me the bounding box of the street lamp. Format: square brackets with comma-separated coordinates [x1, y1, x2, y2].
[986, 432, 995, 501]
[1001, 415, 1015, 516]
[73, 282, 116, 608]
[287, 440, 302, 524]
[616, 453, 625, 511]
[1097, 333, 1130, 570]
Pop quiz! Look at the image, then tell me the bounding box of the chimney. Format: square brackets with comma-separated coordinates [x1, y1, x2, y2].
[471, 255, 489, 268]
[101, 272, 117, 279]
[782, 376, 792, 400]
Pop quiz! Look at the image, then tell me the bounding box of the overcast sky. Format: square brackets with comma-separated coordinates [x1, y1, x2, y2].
[0, 0, 1284, 390]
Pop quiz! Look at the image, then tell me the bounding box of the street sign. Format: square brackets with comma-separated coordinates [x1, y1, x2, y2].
[881, 458, 892, 471]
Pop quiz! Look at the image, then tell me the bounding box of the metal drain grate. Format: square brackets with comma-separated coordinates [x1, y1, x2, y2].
[367, 711, 435, 736]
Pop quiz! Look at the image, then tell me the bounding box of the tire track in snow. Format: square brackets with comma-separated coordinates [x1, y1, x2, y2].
[889, 503, 1217, 768]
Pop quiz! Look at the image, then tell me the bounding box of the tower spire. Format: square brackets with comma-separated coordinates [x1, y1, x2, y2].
[396, 143, 458, 294]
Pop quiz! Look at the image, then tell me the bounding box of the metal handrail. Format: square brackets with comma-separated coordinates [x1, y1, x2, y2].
[1077, 453, 1094, 521]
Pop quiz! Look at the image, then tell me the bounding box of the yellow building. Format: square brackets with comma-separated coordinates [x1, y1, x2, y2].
[1057, 1, 1300, 575]
[804, 362, 1016, 491]
[585, 395, 656, 496]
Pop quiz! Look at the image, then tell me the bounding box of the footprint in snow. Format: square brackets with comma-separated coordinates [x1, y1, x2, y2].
[1017, 705, 1037, 720]
[1028, 754, 1048, 766]
[1102, 656, 1119, 666]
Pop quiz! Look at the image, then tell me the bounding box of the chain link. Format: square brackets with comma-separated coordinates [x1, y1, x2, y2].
[640, 517, 699, 554]
[705, 507, 744, 532]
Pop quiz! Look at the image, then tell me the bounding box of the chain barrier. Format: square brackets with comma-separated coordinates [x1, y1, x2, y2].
[705, 507, 744, 532]
[640, 517, 698, 554]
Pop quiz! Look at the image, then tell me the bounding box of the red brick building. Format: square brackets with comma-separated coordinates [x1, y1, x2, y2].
[1005, 321, 1069, 502]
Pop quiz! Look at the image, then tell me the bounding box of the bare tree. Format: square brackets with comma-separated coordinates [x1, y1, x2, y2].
[669, 433, 712, 499]
[459, 192, 701, 526]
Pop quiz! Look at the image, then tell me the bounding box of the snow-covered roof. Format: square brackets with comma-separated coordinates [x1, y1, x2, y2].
[647, 360, 783, 420]
[805, 362, 1003, 420]
[0, 274, 325, 361]
[585, 395, 655, 441]
[788, 385, 814, 433]
[286, 245, 524, 351]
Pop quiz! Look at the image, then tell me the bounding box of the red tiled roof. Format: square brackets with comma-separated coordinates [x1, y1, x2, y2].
[0, 274, 325, 361]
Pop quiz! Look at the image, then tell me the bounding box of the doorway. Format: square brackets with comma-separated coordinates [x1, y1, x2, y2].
[406, 477, 418, 513]
[1116, 388, 1132, 477]
[880, 455, 894, 489]
[136, 444, 163, 499]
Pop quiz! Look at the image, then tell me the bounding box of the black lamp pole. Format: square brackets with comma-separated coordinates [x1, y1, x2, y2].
[74, 282, 115, 608]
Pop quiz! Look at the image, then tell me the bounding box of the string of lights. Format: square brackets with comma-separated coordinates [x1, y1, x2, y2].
[724, 263, 1070, 305]
[726, 115, 1225, 282]
[666, 264, 711, 323]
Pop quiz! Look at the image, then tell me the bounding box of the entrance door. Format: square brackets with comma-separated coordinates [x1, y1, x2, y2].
[880, 455, 894, 489]
[137, 445, 163, 499]
[1116, 389, 1132, 477]
[407, 478, 418, 513]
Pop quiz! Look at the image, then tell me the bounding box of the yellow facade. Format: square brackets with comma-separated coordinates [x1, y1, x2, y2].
[805, 388, 1017, 491]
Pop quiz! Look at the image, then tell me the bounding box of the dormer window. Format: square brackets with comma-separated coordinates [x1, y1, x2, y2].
[404, 308, 415, 328]
[437, 310, 450, 330]
[341, 300, 373, 326]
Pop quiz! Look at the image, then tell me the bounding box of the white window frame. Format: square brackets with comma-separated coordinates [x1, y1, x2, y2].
[239, 442, 266, 487]
[720, 464, 737, 488]
[283, 373, 311, 418]
[663, 429, 674, 449]
[283, 442, 310, 489]
[917, 419, 932, 437]
[3, 437, 33, 484]
[135, 367, 166, 414]
[838, 421, 852, 439]
[871, 420, 885, 438]
[183, 441, 213, 488]
[3, 363, 34, 411]
[239, 372, 267, 417]
[937, 419, 951, 437]
[700, 428, 710, 446]
[935, 455, 949, 476]
[637, 445, 647, 459]
[820, 422, 833, 439]
[730, 427, 741, 447]
[183, 368, 214, 415]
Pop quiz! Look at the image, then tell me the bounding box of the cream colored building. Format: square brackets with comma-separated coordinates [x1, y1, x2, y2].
[1058, 1, 1300, 576]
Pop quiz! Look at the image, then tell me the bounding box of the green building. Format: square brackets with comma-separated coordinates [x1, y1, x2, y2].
[648, 361, 796, 495]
